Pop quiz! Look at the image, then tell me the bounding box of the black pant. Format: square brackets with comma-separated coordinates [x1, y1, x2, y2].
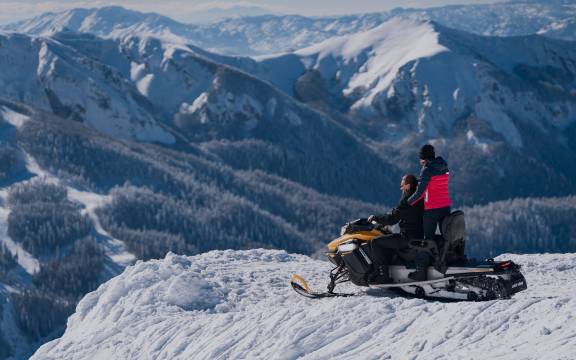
[423, 207, 451, 240]
[371, 233, 407, 268]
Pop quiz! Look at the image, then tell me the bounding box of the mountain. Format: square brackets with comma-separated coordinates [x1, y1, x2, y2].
[0, 31, 174, 143]
[0, 99, 383, 358]
[3, 2, 576, 56]
[254, 18, 576, 203]
[0, 30, 401, 204]
[1, 5, 576, 357]
[31, 249, 576, 359]
[2, 16, 576, 203]
[185, 5, 276, 24]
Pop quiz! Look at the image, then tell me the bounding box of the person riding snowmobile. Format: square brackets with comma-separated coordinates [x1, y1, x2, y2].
[406, 144, 452, 281]
[367, 174, 424, 283]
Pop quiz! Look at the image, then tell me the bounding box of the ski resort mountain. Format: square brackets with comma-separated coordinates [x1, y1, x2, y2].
[3, 1, 576, 56]
[31, 249, 576, 359]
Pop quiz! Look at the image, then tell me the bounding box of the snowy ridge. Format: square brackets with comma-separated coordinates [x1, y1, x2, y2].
[295, 18, 449, 109]
[3, 2, 576, 56]
[0, 32, 175, 144]
[33, 249, 576, 359]
[258, 17, 576, 145]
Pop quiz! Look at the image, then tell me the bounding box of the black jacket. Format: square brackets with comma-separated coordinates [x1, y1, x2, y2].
[373, 191, 424, 239]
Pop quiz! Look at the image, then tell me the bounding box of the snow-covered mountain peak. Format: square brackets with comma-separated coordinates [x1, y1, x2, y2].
[297, 18, 443, 59]
[3, 6, 191, 45]
[4, 2, 576, 56]
[257, 16, 576, 148]
[0, 32, 176, 144]
[32, 249, 576, 359]
[296, 18, 448, 105]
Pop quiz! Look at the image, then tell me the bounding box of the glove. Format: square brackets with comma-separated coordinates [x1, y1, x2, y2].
[368, 215, 377, 223]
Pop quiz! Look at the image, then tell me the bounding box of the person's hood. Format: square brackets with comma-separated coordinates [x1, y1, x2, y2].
[426, 156, 449, 173]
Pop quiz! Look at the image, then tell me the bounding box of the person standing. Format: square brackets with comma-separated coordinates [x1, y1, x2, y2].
[405, 144, 452, 281]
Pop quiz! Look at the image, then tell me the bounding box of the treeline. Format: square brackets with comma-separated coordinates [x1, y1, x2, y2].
[5, 116, 381, 346]
[10, 290, 75, 342]
[0, 245, 17, 278]
[1, 179, 106, 343]
[0, 329, 10, 360]
[18, 112, 379, 256]
[7, 180, 92, 257]
[465, 196, 576, 258]
[32, 239, 105, 298]
[9, 238, 105, 343]
[0, 144, 17, 181]
[97, 185, 310, 260]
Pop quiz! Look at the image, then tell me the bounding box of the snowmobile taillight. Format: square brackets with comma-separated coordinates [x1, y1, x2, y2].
[498, 261, 513, 269]
[338, 240, 358, 253]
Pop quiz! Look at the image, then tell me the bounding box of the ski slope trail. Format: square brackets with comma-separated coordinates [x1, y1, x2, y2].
[32, 250, 576, 360]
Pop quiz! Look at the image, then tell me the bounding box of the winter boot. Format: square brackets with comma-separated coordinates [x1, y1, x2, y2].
[369, 265, 390, 284]
[408, 252, 430, 282]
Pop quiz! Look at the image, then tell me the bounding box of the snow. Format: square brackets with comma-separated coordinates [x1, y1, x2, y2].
[0, 107, 29, 128]
[254, 15, 576, 146]
[296, 18, 449, 106]
[135, 74, 155, 97]
[0, 32, 176, 145]
[0, 149, 135, 275]
[32, 249, 576, 360]
[67, 188, 135, 268]
[4, 3, 576, 56]
[466, 130, 490, 153]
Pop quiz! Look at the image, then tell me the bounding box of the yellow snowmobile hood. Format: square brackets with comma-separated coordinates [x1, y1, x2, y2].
[327, 229, 384, 252]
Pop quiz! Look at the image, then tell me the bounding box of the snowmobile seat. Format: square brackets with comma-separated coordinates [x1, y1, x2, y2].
[438, 210, 467, 268]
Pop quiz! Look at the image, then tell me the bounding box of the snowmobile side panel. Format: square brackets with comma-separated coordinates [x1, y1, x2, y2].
[368, 276, 455, 289]
[326, 229, 384, 252]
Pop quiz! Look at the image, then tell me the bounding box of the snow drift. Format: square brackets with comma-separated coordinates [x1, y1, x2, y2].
[32, 249, 576, 359]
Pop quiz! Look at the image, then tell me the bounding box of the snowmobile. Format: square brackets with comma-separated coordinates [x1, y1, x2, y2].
[290, 211, 527, 301]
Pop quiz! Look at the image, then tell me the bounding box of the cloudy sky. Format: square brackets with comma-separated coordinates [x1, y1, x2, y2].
[0, 0, 508, 24]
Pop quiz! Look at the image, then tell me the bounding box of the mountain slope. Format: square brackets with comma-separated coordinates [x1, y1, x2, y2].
[259, 18, 576, 138]
[0, 32, 174, 143]
[3, 2, 576, 56]
[0, 99, 382, 358]
[256, 18, 576, 203]
[31, 249, 576, 359]
[0, 30, 401, 203]
[48, 19, 576, 205]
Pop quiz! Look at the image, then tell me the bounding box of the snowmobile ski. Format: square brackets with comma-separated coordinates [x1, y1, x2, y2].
[290, 274, 354, 299]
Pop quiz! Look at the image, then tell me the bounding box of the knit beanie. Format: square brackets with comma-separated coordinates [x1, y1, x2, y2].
[419, 144, 435, 160]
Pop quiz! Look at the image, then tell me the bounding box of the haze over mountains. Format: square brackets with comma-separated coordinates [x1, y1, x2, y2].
[3, 1, 576, 56]
[0, 1, 575, 358]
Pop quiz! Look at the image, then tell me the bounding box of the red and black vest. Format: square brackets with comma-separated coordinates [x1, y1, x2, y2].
[407, 157, 452, 210]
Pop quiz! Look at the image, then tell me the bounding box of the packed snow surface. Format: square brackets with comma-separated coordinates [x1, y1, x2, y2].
[33, 249, 576, 360]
